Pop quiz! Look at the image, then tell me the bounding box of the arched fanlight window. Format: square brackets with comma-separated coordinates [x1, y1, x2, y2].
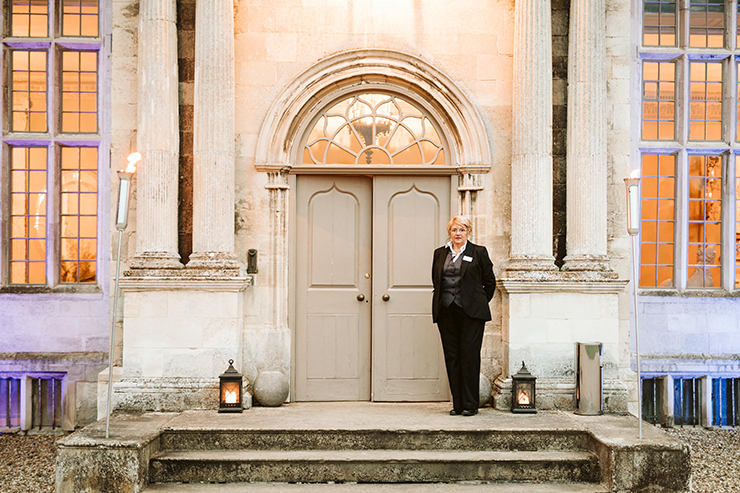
[302, 93, 446, 166]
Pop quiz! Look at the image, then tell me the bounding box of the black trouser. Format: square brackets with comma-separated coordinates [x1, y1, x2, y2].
[436, 302, 485, 413]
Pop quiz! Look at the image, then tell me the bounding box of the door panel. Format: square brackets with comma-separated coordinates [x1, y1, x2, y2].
[373, 176, 451, 401]
[295, 176, 372, 401]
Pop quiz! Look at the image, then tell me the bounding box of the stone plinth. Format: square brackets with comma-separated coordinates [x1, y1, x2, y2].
[497, 276, 629, 412]
[116, 273, 250, 411]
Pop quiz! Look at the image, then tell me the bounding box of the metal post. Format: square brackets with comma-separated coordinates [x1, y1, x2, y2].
[105, 228, 124, 439]
[625, 174, 642, 439]
[630, 234, 642, 439]
[104, 154, 140, 439]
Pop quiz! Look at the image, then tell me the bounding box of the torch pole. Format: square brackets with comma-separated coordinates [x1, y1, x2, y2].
[105, 229, 124, 439]
[625, 175, 642, 439]
[631, 234, 642, 440]
[104, 160, 138, 439]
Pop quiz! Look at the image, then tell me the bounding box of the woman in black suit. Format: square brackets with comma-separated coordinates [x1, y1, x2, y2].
[432, 216, 496, 416]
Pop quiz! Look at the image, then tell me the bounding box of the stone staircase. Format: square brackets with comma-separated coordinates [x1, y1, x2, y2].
[56, 404, 690, 493]
[147, 427, 606, 490]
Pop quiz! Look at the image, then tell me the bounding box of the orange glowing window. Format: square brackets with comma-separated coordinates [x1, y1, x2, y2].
[687, 155, 722, 288]
[689, 62, 723, 141]
[640, 154, 676, 288]
[61, 51, 97, 133]
[303, 93, 445, 166]
[60, 147, 98, 283]
[10, 147, 48, 284]
[643, 0, 676, 46]
[62, 0, 99, 37]
[11, 0, 48, 37]
[642, 61, 675, 141]
[11, 50, 47, 132]
[689, 0, 724, 49]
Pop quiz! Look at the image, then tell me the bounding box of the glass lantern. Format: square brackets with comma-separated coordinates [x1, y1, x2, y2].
[512, 361, 537, 414]
[218, 359, 243, 413]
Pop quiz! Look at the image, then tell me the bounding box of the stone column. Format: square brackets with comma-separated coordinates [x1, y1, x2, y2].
[131, 0, 182, 269]
[267, 171, 289, 331]
[562, 0, 610, 271]
[508, 0, 557, 272]
[188, 0, 238, 270]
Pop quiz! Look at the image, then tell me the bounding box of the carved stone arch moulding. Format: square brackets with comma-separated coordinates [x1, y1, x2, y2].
[254, 49, 492, 174]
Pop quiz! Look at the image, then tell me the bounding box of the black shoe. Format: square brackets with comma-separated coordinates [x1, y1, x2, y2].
[461, 409, 478, 416]
[450, 409, 462, 416]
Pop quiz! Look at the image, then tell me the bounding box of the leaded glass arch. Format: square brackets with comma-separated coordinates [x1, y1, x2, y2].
[302, 92, 446, 166]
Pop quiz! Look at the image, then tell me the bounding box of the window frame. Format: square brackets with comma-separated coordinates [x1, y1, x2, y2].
[637, 0, 740, 293]
[0, 0, 109, 291]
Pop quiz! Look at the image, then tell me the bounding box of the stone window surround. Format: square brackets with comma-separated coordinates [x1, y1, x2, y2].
[0, 0, 111, 293]
[636, 0, 740, 294]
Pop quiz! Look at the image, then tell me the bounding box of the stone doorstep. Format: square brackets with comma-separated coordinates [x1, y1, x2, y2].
[55, 403, 691, 493]
[142, 484, 611, 493]
[149, 449, 600, 483]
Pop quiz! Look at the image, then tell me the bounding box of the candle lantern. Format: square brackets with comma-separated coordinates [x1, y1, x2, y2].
[218, 359, 243, 413]
[512, 361, 537, 413]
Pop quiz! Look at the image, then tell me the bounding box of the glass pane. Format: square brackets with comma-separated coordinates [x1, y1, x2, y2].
[28, 262, 45, 284]
[62, 216, 78, 236]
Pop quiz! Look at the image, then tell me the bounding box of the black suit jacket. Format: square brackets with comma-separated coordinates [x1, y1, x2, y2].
[432, 241, 496, 322]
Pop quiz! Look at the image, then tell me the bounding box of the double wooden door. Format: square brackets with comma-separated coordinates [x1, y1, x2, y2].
[295, 175, 452, 401]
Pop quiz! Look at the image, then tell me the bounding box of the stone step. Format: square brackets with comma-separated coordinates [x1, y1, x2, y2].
[144, 482, 610, 492]
[159, 429, 591, 452]
[149, 449, 600, 484]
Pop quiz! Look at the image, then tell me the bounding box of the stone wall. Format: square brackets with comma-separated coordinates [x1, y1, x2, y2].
[107, 0, 636, 407]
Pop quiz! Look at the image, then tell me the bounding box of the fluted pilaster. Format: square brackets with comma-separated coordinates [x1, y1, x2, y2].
[189, 0, 238, 270]
[563, 0, 611, 271]
[509, 0, 557, 272]
[132, 0, 182, 269]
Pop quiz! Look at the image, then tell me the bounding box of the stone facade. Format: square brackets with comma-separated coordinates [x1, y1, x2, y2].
[4, 0, 736, 429]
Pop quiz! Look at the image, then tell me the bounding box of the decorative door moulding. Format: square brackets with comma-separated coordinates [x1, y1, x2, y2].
[254, 49, 492, 176]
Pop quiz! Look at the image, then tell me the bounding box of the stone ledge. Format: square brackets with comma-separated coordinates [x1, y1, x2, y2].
[493, 377, 628, 414]
[56, 412, 179, 493]
[500, 277, 628, 294]
[119, 273, 252, 292]
[113, 377, 252, 413]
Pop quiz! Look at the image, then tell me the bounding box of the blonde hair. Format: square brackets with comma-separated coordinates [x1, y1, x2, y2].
[447, 215, 472, 237]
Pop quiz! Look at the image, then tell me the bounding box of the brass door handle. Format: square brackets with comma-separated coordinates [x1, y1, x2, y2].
[382, 294, 390, 302]
[357, 294, 365, 301]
